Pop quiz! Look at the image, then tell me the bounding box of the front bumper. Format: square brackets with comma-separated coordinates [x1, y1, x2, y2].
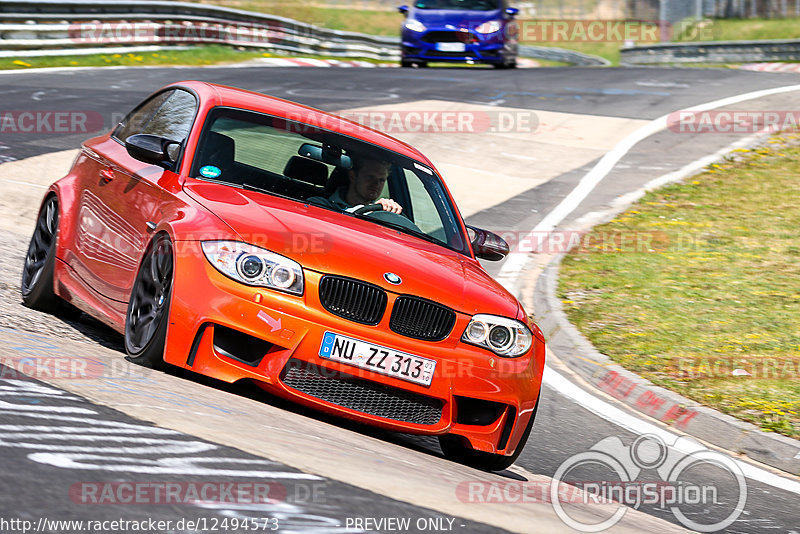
[163, 242, 544, 456]
[401, 29, 516, 64]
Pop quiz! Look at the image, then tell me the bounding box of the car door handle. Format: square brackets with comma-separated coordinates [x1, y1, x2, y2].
[99, 168, 114, 184]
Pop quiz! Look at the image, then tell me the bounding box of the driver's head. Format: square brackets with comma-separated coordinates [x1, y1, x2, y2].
[347, 158, 391, 204]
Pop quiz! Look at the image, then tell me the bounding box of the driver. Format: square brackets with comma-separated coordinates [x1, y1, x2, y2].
[315, 158, 403, 214]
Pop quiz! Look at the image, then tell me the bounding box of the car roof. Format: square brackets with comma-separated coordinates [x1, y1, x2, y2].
[168, 80, 435, 168]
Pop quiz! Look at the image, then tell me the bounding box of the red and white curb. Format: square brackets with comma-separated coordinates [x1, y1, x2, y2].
[740, 62, 800, 73]
[252, 57, 540, 68]
[253, 57, 395, 67]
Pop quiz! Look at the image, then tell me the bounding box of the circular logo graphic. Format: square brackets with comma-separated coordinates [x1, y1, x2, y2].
[550, 434, 747, 533]
[199, 165, 222, 179]
[383, 272, 402, 285]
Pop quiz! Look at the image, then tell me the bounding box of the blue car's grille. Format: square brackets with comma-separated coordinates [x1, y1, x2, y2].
[422, 30, 477, 43]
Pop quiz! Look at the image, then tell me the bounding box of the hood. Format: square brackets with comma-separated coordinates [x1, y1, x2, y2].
[410, 8, 501, 27]
[184, 182, 519, 317]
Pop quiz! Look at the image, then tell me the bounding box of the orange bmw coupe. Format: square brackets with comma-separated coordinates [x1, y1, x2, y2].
[21, 81, 545, 470]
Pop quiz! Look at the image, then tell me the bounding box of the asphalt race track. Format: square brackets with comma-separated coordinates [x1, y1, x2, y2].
[1, 64, 799, 533]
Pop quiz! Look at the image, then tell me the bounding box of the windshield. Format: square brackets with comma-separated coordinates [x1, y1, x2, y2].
[414, 0, 499, 10]
[190, 107, 469, 256]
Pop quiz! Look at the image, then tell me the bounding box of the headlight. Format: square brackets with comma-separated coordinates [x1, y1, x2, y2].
[462, 314, 532, 357]
[201, 241, 304, 295]
[475, 20, 502, 34]
[404, 19, 426, 32]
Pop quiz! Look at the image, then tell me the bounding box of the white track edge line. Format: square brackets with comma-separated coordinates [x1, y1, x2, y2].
[496, 83, 800, 291]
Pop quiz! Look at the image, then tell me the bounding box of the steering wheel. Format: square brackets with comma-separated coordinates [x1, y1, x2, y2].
[353, 203, 384, 215]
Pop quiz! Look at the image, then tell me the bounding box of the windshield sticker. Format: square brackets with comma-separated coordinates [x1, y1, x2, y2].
[199, 165, 222, 179]
[414, 162, 433, 175]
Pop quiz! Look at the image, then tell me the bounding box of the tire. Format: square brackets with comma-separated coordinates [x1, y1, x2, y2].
[21, 195, 64, 312]
[493, 58, 517, 69]
[124, 233, 173, 369]
[440, 396, 539, 471]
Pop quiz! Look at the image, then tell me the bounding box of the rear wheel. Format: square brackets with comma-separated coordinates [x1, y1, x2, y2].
[124, 233, 173, 369]
[21, 195, 64, 312]
[440, 397, 538, 471]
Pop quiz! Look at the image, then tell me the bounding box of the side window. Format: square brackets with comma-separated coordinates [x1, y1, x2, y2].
[113, 89, 197, 144]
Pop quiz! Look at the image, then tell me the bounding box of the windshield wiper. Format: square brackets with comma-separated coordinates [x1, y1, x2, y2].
[241, 182, 298, 202]
[242, 182, 272, 195]
[352, 213, 442, 246]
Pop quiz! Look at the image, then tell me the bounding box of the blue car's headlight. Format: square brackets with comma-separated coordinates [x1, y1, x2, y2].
[475, 20, 502, 34]
[462, 314, 532, 357]
[404, 19, 426, 32]
[202, 241, 304, 295]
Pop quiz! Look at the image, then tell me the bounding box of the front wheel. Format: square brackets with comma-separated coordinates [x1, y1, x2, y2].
[22, 195, 62, 312]
[124, 233, 174, 369]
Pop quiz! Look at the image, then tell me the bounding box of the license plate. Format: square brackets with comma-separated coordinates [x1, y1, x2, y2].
[319, 332, 436, 387]
[435, 42, 465, 52]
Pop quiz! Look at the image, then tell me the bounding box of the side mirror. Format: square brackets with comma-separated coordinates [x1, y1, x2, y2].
[505, 7, 519, 17]
[125, 134, 179, 167]
[398, 5, 409, 14]
[467, 225, 510, 261]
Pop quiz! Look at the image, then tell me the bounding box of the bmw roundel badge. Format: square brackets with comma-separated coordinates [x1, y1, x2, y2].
[383, 272, 402, 285]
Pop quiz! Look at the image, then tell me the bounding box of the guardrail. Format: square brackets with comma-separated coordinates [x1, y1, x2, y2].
[0, 0, 612, 66]
[621, 39, 800, 65]
[0, 0, 401, 60]
[519, 44, 609, 66]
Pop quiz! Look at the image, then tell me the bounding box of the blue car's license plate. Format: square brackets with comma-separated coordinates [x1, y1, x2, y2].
[435, 42, 466, 52]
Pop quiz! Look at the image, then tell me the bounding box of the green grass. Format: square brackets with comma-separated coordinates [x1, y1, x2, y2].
[558, 134, 800, 439]
[168, 0, 402, 35]
[0, 46, 387, 70]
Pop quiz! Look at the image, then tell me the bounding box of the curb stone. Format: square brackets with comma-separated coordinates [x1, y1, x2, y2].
[739, 62, 800, 73]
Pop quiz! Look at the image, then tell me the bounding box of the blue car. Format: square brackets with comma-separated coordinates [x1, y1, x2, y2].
[398, 0, 519, 68]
